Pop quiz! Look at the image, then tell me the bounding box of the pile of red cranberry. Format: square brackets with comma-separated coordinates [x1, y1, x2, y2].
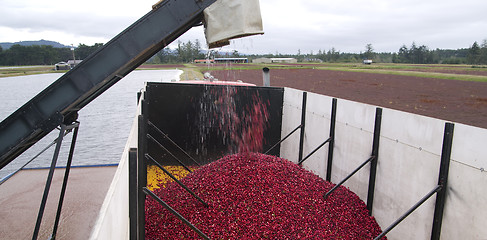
[146, 153, 385, 239]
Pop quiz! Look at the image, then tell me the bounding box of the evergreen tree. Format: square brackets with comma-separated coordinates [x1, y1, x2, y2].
[477, 40, 487, 64]
[394, 45, 409, 63]
[176, 40, 203, 62]
[75, 43, 103, 60]
[363, 43, 375, 60]
[467, 41, 481, 64]
[327, 47, 340, 62]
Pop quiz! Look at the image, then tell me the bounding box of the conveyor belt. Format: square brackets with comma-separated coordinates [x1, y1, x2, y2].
[0, 0, 217, 169]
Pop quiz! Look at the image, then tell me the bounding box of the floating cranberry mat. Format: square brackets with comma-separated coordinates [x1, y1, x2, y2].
[146, 153, 385, 239]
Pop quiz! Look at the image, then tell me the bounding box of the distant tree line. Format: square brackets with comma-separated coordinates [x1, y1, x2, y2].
[0, 43, 103, 66]
[252, 41, 486, 65]
[2, 39, 487, 66]
[244, 40, 487, 65]
[151, 40, 205, 64]
[149, 39, 241, 64]
[466, 41, 487, 65]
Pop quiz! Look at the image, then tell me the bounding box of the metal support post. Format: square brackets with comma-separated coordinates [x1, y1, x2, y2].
[137, 115, 147, 240]
[51, 122, 79, 240]
[129, 148, 138, 240]
[143, 187, 211, 240]
[431, 122, 454, 240]
[298, 137, 331, 165]
[0, 131, 70, 186]
[32, 125, 66, 239]
[375, 122, 454, 240]
[374, 185, 442, 240]
[367, 108, 382, 214]
[324, 156, 375, 199]
[145, 154, 208, 207]
[146, 134, 193, 173]
[298, 92, 307, 165]
[32, 122, 79, 240]
[264, 124, 302, 155]
[326, 98, 337, 181]
[262, 67, 270, 87]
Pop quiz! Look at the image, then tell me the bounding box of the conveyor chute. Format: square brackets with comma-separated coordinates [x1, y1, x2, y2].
[0, 0, 228, 169]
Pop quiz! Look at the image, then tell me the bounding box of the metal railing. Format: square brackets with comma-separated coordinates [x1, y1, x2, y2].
[130, 113, 211, 240]
[264, 93, 338, 177]
[32, 121, 80, 240]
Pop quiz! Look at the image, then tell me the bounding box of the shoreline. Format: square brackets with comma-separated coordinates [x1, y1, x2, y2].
[2, 63, 486, 82]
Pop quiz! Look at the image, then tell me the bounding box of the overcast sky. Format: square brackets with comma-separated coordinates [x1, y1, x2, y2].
[1, 0, 486, 54]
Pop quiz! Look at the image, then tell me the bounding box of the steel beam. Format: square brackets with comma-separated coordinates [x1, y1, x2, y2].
[298, 92, 307, 164]
[367, 108, 382, 214]
[0, 0, 218, 169]
[431, 122, 454, 240]
[325, 98, 337, 181]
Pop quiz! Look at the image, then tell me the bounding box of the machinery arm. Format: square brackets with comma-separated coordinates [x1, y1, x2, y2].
[0, 0, 217, 169]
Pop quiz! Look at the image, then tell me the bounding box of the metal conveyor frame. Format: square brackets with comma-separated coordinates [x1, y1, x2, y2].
[0, 0, 218, 169]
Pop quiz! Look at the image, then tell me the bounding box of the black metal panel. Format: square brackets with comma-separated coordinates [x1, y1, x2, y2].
[367, 107, 382, 214]
[431, 122, 454, 240]
[137, 115, 147, 240]
[326, 98, 337, 181]
[144, 82, 284, 166]
[128, 148, 138, 240]
[298, 92, 307, 164]
[0, 0, 217, 169]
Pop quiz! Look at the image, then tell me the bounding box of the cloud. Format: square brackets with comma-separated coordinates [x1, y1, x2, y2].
[1, 11, 124, 38]
[251, 0, 487, 53]
[0, 0, 151, 44]
[0, 0, 486, 53]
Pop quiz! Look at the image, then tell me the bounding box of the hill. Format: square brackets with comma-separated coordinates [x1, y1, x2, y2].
[0, 40, 70, 50]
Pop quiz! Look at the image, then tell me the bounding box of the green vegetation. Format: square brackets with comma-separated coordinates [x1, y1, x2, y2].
[2, 39, 487, 66]
[2, 39, 487, 82]
[313, 64, 487, 82]
[244, 42, 474, 65]
[0, 66, 60, 78]
[2, 61, 486, 83]
[151, 40, 208, 64]
[179, 64, 205, 80]
[184, 62, 487, 83]
[0, 43, 103, 66]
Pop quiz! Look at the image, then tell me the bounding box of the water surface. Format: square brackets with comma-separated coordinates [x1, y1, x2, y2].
[0, 69, 182, 179]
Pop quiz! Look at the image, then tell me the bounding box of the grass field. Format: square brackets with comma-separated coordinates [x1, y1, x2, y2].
[0, 65, 62, 78]
[2, 63, 487, 83]
[187, 62, 487, 82]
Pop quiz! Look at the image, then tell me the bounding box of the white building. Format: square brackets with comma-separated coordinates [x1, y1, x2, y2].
[67, 59, 83, 68]
[252, 57, 298, 64]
